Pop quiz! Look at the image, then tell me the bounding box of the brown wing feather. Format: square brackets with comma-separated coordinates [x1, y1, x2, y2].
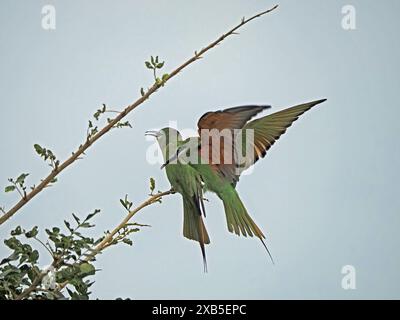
[197, 105, 270, 184]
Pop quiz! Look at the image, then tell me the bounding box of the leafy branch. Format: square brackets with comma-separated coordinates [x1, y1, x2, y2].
[1, 179, 174, 299]
[1, 210, 103, 300]
[0, 5, 279, 226]
[34, 144, 59, 170]
[87, 104, 132, 141]
[81, 188, 173, 263]
[145, 56, 168, 86]
[4, 174, 30, 199]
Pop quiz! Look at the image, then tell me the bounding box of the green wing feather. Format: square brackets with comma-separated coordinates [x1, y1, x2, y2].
[235, 99, 327, 179]
[165, 162, 210, 271]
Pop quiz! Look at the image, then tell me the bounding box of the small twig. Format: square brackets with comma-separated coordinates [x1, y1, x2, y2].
[0, 5, 278, 226]
[33, 236, 55, 259]
[10, 181, 25, 200]
[86, 189, 173, 260]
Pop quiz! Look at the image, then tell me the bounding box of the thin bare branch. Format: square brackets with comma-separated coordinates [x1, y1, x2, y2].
[33, 236, 55, 259]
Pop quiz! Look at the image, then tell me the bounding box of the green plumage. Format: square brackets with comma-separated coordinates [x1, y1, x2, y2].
[149, 128, 210, 271]
[191, 161, 273, 262]
[165, 162, 209, 245]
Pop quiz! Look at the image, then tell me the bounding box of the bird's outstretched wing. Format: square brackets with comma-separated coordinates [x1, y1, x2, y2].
[161, 105, 269, 169]
[197, 105, 270, 185]
[235, 99, 327, 179]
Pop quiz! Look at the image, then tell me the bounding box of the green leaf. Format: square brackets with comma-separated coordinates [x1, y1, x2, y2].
[25, 226, 38, 238]
[64, 220, 72, 232]
[122, 238, 133, 246]
[150, 177, 155, 193]
[156, 62, 164, 69]
[16, 173, 29, 185]
[5, 185, 16, 193]
[1, 252, 19, 265]
[145, 61, 152, 69]
[140, 87, 145, 97]
[85, 209, 100, 222]
[79, 222, 93, 228]
[72, 213, 80, 225]
[11, 226, 23, 236]
[4, 237, 22, 250]
[34, 144, 43, 155]
[79, 263, 95, 276]
[29, 250, 39, 263]
[27, 266, 40, 282]
[93, 111, 101, 121]
[120, 195, 132, 211]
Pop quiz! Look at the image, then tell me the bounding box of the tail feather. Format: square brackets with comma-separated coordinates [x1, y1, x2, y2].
[183, 196, 210, 272]
[260, 238, 275, 265]
[222, 188, 264, 238]
[221, 188, 274, 264]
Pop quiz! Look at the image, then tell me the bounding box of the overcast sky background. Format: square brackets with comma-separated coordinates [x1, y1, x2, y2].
[1, 0, 399, 299]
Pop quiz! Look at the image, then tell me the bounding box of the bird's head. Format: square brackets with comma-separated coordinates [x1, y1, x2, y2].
[145, 127, 182, 163]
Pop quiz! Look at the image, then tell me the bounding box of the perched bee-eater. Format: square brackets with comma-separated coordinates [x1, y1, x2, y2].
[149, 98, 326, 269]
[146, 128, 210, 271]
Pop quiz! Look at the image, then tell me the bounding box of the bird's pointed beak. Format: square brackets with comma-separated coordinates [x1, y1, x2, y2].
[145, 130, 160, 138]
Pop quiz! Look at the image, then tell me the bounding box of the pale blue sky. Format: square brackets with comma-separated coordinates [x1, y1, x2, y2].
[1, 0, 399, 299]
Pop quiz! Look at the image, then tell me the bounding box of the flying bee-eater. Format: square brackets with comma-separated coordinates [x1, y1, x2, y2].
[161, 99, 327, 263]
[145, 128, 210, 271]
